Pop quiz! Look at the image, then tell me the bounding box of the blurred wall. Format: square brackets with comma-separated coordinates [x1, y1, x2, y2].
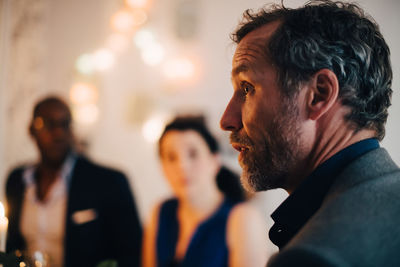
[1, 0, 399, 228]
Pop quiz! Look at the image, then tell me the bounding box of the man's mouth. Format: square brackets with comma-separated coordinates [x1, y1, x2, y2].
[231, 143, 249, 152]
[231, 143, 250, 162]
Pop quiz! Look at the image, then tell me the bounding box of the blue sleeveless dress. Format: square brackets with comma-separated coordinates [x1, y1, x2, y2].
[156, 198, 235, 267]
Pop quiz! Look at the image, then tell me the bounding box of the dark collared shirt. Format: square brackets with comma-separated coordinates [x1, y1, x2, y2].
[269, 138, 380, 249]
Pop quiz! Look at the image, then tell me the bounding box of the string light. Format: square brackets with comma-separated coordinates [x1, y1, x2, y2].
[93, 48, 115, 71]
[111, 10, 135, 33]
[69, 82, 98, 105]
[162, 57, 195, 80]
[73, 104, 99, 125]
[125, 0, 150, 9]
[142, 113, 170, 143]
[131, 9, 148, 26]
[134, 29, 155, 49]
[71, 0, 202, 133]
[75, 54, 94, 75]
[106, 33, 129, 53]
[141, 42, 165, 66]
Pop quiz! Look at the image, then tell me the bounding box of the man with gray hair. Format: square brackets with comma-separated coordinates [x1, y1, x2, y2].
[220, 1, 400, 266]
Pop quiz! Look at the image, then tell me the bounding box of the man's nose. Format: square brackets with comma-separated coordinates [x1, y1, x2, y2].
[51, 126, 69, 139]
[49, 122, 71, 138]
[220, 97, 242, 132]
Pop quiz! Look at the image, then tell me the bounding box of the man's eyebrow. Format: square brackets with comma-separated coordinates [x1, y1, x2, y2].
[231, 64, 250, 77]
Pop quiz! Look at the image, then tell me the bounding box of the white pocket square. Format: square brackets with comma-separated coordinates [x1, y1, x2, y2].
[72, 209, 98, 225]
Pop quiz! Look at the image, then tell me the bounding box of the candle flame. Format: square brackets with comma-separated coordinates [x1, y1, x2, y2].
[0, 202, 5, 217]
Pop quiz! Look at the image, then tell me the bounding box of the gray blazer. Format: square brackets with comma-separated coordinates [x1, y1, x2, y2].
[268, 148, 400, 267]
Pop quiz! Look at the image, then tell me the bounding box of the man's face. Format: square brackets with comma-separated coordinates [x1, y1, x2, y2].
[220, 22, 307, 192]
[30, 102, 73, 166]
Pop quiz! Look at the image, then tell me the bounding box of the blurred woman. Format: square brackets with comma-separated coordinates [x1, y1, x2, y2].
[143, 116, 268, 267]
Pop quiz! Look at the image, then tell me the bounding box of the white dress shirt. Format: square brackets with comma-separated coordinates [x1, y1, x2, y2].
[20, 155, 76, 267]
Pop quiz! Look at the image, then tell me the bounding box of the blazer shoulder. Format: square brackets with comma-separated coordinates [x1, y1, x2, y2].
[73, 156, 129, 183]
[268, 245, 351, 267]
[7, 166, 25, 179]
[285, 172, 400, 266]
[327, 147, 399, 197]
[5, 166, 25, 190]
[275, 148, 400, 267]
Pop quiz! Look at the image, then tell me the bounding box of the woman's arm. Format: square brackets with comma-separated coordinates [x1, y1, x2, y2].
[227, 202, 269, 267]
[142, 203, 161, 267]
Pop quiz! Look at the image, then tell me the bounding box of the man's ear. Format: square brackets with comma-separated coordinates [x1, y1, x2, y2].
[306, 69, 339, 121]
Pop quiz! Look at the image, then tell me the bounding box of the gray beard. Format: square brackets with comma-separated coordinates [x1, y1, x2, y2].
[239, 100, 302, 192]
[240, 145, 293, 192]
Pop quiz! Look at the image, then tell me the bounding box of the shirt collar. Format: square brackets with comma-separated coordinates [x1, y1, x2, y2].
[23, 152, 77, 188]
[269, 138, 380, 249]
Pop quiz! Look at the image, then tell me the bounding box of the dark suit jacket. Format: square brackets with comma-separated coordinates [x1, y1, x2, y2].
[5, 156, 142, 267]
[268, 148, 400, 267]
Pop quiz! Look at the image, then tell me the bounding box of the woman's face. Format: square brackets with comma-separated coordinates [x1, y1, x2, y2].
[160, 130, 220, 199]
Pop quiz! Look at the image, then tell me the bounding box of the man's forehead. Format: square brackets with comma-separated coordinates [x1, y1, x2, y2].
[232, 21, 281, 72]
[233, 38, 266, 64]
[35, 103, 71, 119]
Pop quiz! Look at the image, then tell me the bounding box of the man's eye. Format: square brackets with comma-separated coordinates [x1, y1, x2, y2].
[241, 82, 253, 95]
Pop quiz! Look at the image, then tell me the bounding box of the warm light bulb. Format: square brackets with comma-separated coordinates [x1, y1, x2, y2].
[126, 0, 148, 8]
[142, 114, 169, 143]
[131, 9, 147, 26]
[0, 201, 8, 252]
[134, 29, 155, 49]
[73, 104, 99, 125]
[76, 54, 94, 75]
[163, 58, 195, 80]
[106, 33, 129, 53]
[93, 49, 115, 71]
[111, 10, 135, 32]
[141, 43, 165, 66]
[69, 83, 98, 105]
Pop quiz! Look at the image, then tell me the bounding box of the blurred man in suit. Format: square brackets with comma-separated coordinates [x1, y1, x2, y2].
[5, 96, 142, 267]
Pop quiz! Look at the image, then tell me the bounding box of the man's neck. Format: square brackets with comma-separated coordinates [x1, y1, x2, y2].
[40, 151, 70, 171]
[310, 130, 376, 172]
[286, 117, 376, 194]
[36, 156, 68, 201]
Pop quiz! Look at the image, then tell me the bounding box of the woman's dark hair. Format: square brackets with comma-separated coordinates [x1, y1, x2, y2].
[159, 115, 245, 202]
[232, 1, 392, 140]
